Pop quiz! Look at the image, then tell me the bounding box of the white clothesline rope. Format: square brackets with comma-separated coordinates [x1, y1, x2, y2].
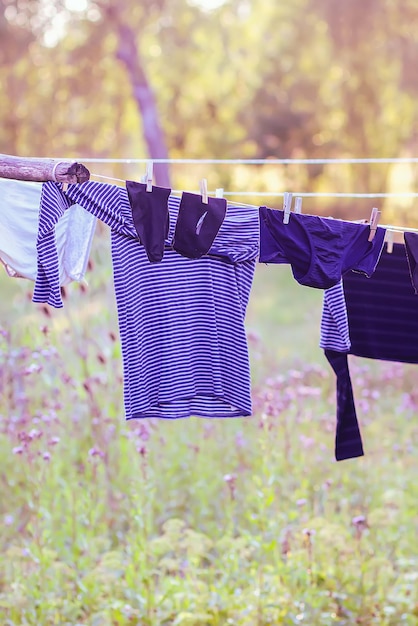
[86, 173, 418, 233]
[91, 176, 418, 198]
[173, 191, 418, 199]
[380, 224, 418, 233]
[82, 157, 418, 165]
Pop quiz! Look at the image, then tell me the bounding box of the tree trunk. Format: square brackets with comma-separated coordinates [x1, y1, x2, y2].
[0, 154, 90, 183]
[116, 22, 171, 188]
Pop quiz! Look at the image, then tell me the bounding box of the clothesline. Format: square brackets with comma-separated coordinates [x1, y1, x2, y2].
[76, 157, 418, 165]
[89, 175, 418, 235]
[91, 175, 418, 198]
[89, 173, 418, 233]
[169, 191, 418, 198]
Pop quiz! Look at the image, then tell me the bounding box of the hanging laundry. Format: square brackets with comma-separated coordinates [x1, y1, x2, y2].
[404, 232, 418, 294]
[172, 192, 227, 259]
[0, 179, 96, 296]
[259, 206, 386, 289]
[126, 181, 170, 263]
[320, 279, 351, 353]
[324, 348, 363, 461]
[39, 181, 259, 420]
[344, 243, 418, 362]
[322, 243, 418, 461]
[320, 224, 386, 460]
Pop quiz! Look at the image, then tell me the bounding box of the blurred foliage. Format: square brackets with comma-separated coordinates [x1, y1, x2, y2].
[1, 0, 418, 217]
[3, 4, 418, 622]
[2, 255, 418, 623]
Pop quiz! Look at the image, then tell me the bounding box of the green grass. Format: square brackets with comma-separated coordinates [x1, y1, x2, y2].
[1, 237, 418, 625]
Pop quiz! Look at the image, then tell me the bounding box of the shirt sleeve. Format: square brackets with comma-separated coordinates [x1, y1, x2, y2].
[64, 181, 134, 235]
[33, 182, 73, 308]
[320, 280, 351, 352]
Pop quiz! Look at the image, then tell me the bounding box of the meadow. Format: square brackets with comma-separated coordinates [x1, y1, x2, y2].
[1, 232, 418, 625]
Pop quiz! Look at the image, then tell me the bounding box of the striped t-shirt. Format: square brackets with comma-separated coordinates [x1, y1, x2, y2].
[36, 181, 259, 420]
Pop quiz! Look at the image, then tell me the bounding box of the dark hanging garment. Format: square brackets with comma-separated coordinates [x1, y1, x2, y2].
[344, 243, 418, 363]
[126, 181, 170, 263]
[324, 348, 364, 462]
[258, 206, 386, 289]
[172, 192, 227, 259]
[324, 243, 418, 461]
[404, 231, 418, 295]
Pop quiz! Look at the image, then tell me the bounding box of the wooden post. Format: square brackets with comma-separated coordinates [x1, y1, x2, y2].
[0, 154, 90, 184]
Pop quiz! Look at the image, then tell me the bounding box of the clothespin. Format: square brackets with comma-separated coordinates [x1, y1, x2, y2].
[294, 196, 303, 214]
[283, 192, 293, 224]
[368, 207, 381, 242]
[385, 229, 394, 253]
[215, 188, 224, 198]
[146, 160, 153, 192]
[200, 178, 208, 204]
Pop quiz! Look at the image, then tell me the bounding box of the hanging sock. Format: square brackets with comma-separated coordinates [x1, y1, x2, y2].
[126, 181, 170, 263]
[172, 192, 227, 259]
[404, 232, 418, 294]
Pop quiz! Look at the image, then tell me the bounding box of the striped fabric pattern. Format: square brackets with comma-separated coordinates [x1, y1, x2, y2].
[321, 243, 418, 360]
[113, 242, 256, 419]
[320, 280, 351, 352]
[344, 243, 418, 362]
[32, 182, 97, 307]
[42, 181, 259, 420]
[33, 182, 73, 308]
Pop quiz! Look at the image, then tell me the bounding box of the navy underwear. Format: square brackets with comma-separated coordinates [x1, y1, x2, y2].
[404, 232, 418, 294]
[173, 192, 227, 259]
[259, 207, 386, 289]
[126, 181, 170, 263]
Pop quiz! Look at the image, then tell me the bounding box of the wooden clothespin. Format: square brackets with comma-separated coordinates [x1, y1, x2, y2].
[294, 196, 303, 214]
[146, 160, 153, 192]
[200, 178, 208, 204]
[215, 188, 224, 198]
[385, 229, 394, 253]
[368, 207, 381, 241]
[283, 192, 293, 224]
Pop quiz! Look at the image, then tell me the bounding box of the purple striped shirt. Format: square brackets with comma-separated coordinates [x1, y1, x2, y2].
[36, 181, 259, 420]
